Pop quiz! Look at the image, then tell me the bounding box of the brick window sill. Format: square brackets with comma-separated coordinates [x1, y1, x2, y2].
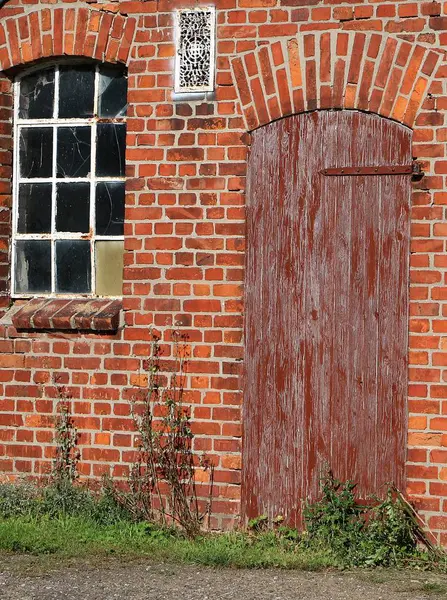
[6, 298, 122, 332]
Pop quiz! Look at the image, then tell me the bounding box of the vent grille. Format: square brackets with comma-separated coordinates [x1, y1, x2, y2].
[175, 8, 216, 94]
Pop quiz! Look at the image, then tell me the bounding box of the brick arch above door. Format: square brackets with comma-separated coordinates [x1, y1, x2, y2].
[0, 6, 137, 72]
[230, 31, 443, 131]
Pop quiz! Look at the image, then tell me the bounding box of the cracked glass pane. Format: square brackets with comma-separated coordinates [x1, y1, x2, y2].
[19, 68, 55, 119]
[15, 240, 51, 294]
[96, 181, 125, 236]
[20, 127, 53, 178]
[98, 66, 128, 118]
[59, 66, 95, 118]
[56, 182, 90, 233]
[57, 126, 91, 178]
[95, 240, 124, 296]
[96, 124, 126, 177]
[17, 183, 52, 234]
[55, 240, 91, 293]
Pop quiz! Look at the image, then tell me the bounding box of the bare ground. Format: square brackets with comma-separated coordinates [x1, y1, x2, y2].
[1, 555, 447, 600]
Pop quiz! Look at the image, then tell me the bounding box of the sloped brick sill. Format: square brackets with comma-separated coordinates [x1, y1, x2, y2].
[10, 298, 122, 332]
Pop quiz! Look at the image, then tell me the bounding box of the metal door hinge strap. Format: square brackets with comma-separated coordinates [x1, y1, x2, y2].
[321, 162, 421, 177]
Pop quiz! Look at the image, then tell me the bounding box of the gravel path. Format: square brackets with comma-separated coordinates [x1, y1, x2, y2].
[1, 555, 447, 600]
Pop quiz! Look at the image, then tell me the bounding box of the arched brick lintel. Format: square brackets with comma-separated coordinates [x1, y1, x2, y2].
[0, 6, 137, 72]
[230, 31, 443, 131]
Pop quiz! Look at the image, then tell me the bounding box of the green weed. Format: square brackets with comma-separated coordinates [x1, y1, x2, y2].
[303, 473, 432, 567]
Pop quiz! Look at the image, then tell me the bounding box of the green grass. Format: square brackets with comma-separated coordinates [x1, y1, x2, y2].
[2, 479, 447, 573]
[0, 480, 334, 569]
[0, 515, 335, 570]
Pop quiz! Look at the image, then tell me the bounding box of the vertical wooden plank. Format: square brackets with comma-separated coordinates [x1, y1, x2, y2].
[375, 128, 411, 490]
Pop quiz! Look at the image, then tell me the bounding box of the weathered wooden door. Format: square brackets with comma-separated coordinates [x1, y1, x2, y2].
[244, 111, 412, 524]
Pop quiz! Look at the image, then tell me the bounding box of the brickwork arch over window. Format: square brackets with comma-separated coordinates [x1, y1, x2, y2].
[0, 7, 136, 72]
[230, 31, 442, 131]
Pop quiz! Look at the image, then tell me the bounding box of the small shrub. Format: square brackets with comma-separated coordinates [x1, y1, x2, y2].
[110, 331, 214, 537]
[303, 475, 366, 561]
[52, 385, 80, 486]
[364, 489, 419, 565]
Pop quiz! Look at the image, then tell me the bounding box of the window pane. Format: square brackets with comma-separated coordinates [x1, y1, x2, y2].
[57, 126, 91, 178]
[17, 183, 52, 234]
[55, 240, 91, 293]
[98, 66, 127, 118]
[19, 68, 55, 119]
[95, 240, 124, 296]
[20, 127, 53, 178]
[56, 182, 90, 233]
[15, 240, 51, 294]
[59, 66, 95, 118]
[96, 182, 125, 236]
[96, 124, 126, 177]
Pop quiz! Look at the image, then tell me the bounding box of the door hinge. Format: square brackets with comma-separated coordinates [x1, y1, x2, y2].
[321, 161, 422, 178]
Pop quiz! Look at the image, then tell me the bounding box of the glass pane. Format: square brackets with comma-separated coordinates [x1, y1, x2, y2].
[98, 66, 128, 118]
[96, 124, 126, 177]
[17, 183, 52, 234]
[56, 126, 91, 178]
[19, 68, 55, 119]
[96, 182, 125, 236]
[56, 182, 90, 233]
[95, 240, 124, 296]
[55, 240, 91, 294]
[59, 66, 95, 118]
[15, 240, 51, 294]
[19, 127, 53, 178]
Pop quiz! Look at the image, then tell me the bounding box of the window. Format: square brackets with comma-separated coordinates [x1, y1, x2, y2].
[174, 7, 216, 93]
[12, 63, 127, 297]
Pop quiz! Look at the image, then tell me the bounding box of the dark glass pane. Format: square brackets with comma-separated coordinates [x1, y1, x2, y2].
[59, 66, 95, 118]
[96, 124, 126, 177]
[57, 126, 91, 178]
[96, 182, 125, 236]
[19, 68, 55, 119]
[56, 182, 90, 233]
[20, 127, 53, 178]
[17, 183, 52, 234]
[56, 240, 91, 293]
[15, 240, 51, 294]
[98, 66, 128, 118]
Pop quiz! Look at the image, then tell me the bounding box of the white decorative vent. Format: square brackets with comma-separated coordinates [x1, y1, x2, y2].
[174, 7, 216, 94]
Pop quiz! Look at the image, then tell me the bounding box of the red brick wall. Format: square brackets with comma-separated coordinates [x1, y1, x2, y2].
[0, 0, 447, 539]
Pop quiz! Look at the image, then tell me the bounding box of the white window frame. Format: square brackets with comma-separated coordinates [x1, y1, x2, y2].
[12, 62, 126, 298]
[174, 6, 216, 94]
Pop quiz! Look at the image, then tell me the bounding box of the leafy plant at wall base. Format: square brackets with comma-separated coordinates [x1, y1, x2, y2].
[247, 514, 269, 533]
[303, 475, 365, 555]
[303, 472, 435, 567]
